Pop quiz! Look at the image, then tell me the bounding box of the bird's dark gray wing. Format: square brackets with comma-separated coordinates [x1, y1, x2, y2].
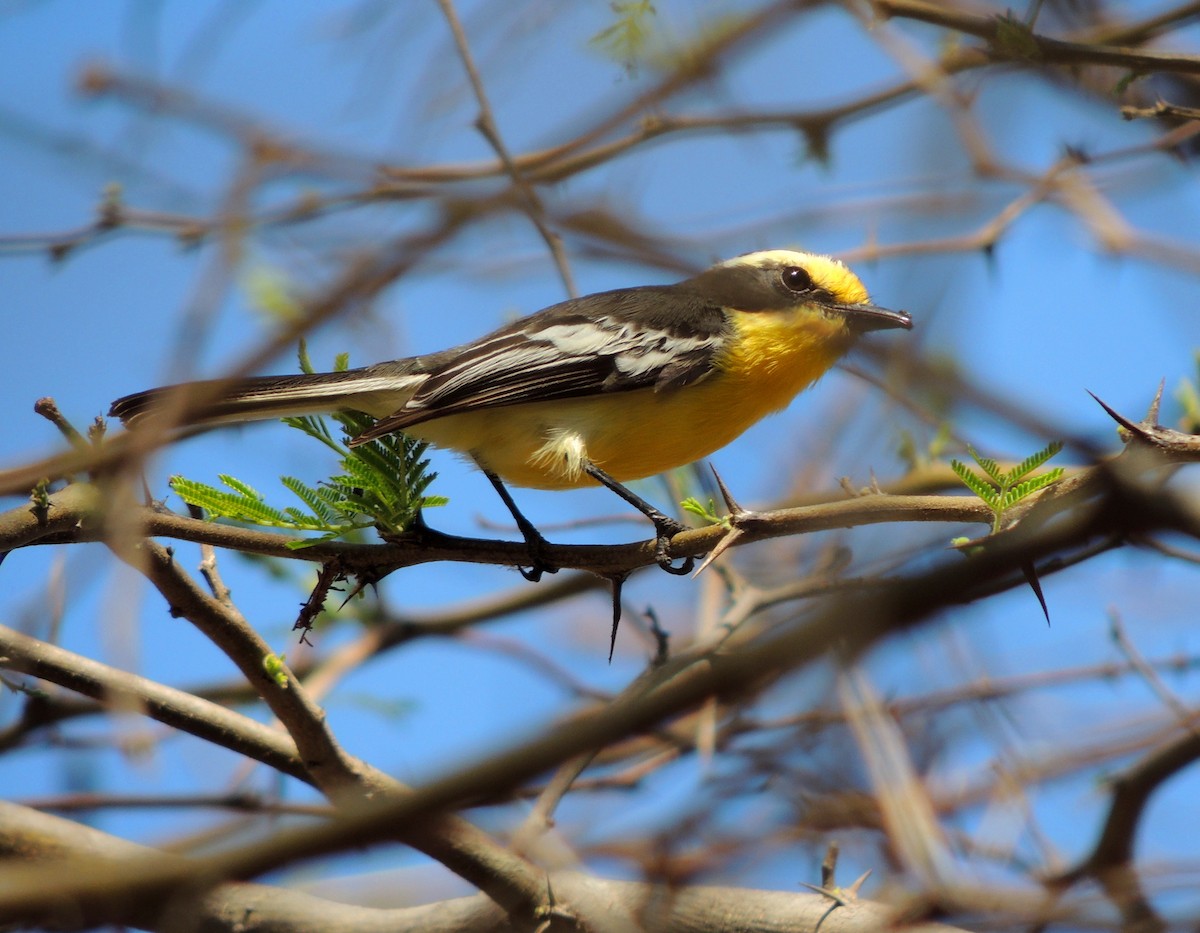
[354, 285, 728, 440]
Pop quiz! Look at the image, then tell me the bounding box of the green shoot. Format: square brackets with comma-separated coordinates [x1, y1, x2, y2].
[262, 652, 289, 689]
[897, 422, 953, 472]
[950, 441, 1064, 534]
[29, 478, 52, 524]
[1176, 351, 1200, 433]
[590, 1, 657, 75]
[681, 496, 726, 527]
[171, 343, 446, 547]
[951, 441, 1064, 625]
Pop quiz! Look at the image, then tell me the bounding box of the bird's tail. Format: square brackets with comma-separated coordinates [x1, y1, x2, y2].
[109, 367, 424, 429]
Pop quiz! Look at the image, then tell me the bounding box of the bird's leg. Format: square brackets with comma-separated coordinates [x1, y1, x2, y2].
[478, 466, 558, 582]
[582, 462, 695, 575]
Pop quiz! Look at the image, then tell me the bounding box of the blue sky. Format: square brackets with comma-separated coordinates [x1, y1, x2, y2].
[2, 0, 1200, 910]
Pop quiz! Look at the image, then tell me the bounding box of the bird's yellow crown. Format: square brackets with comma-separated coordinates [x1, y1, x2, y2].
[717, 249, 871, 305]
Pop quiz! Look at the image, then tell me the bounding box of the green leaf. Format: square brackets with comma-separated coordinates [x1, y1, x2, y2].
[218, 474, 263, 501]
[1113, 71, 1142, 97]
[280, 476, 338, 524]
[169, 477, 241, 516]
[928, 423, 952, 460]
[244, 265, 300, 323]
[297, 338, 316, 375]
[966, 446, 1005, 485]
[176, 471, 334, 531]
[952, 440, 1063, 535]
[589, 0, 657, 75]
[681, 496, 722, 526]
[998, 468, 1064, 511]
[285, 532, 346, 550]
[895, 430, 919, 471]
[1006, 441, 1064, 483]
[281, 414, 343, 456]
[950, 459, 998, 507]
[1176, 352, 1200, 433]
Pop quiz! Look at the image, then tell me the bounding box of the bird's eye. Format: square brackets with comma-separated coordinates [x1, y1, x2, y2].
[780, 266, 815, 293]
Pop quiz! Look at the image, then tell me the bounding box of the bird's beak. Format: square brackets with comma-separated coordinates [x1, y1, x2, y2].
[834, 302, 913, 333]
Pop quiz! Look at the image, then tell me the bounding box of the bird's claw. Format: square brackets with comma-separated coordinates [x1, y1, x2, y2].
[518, 556, 558, 583]
[516, 529, 558, 582]
[652, 516, 694, 575]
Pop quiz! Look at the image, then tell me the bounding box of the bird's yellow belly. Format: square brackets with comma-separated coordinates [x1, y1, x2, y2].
[409, 345, 843, 489]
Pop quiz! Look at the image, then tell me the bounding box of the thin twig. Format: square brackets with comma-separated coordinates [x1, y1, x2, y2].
[434, 0, 576, 296]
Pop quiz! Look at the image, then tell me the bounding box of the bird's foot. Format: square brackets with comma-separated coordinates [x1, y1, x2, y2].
[516, 526, 559, 583]
[649, 513, 695, 575]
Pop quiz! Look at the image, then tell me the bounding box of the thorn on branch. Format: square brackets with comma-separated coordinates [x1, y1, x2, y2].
[846, 870, 871, 896]
[1021, 560, 1050, 626]
[1147, 378, 1165, 425]
[48, 240, 75, 263]
[607, 572, 628, 663]
[1088, 389, 1159, 443]
[691, 464, 757, 576]
[710, 464, 744, 518]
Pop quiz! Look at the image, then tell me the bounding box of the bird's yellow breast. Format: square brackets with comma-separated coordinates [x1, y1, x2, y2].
[715, 305, 854, 409]
[409, 305, 855, 489]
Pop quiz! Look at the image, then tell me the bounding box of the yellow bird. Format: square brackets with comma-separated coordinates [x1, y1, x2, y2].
[111, 249, 910, 575]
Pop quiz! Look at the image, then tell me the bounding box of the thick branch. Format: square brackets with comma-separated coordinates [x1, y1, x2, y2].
[0, 800, 969, 933]
[1, 480, 992, 574]
[876, 0, 1200, 75]
[0, 623, 309, 780]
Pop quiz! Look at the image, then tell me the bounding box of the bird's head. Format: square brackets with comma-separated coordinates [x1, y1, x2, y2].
[687, 248, 911, 335]
[680, 249, 910, 386]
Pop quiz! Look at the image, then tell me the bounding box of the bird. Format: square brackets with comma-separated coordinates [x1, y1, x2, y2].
[110, 249, 911, 578]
